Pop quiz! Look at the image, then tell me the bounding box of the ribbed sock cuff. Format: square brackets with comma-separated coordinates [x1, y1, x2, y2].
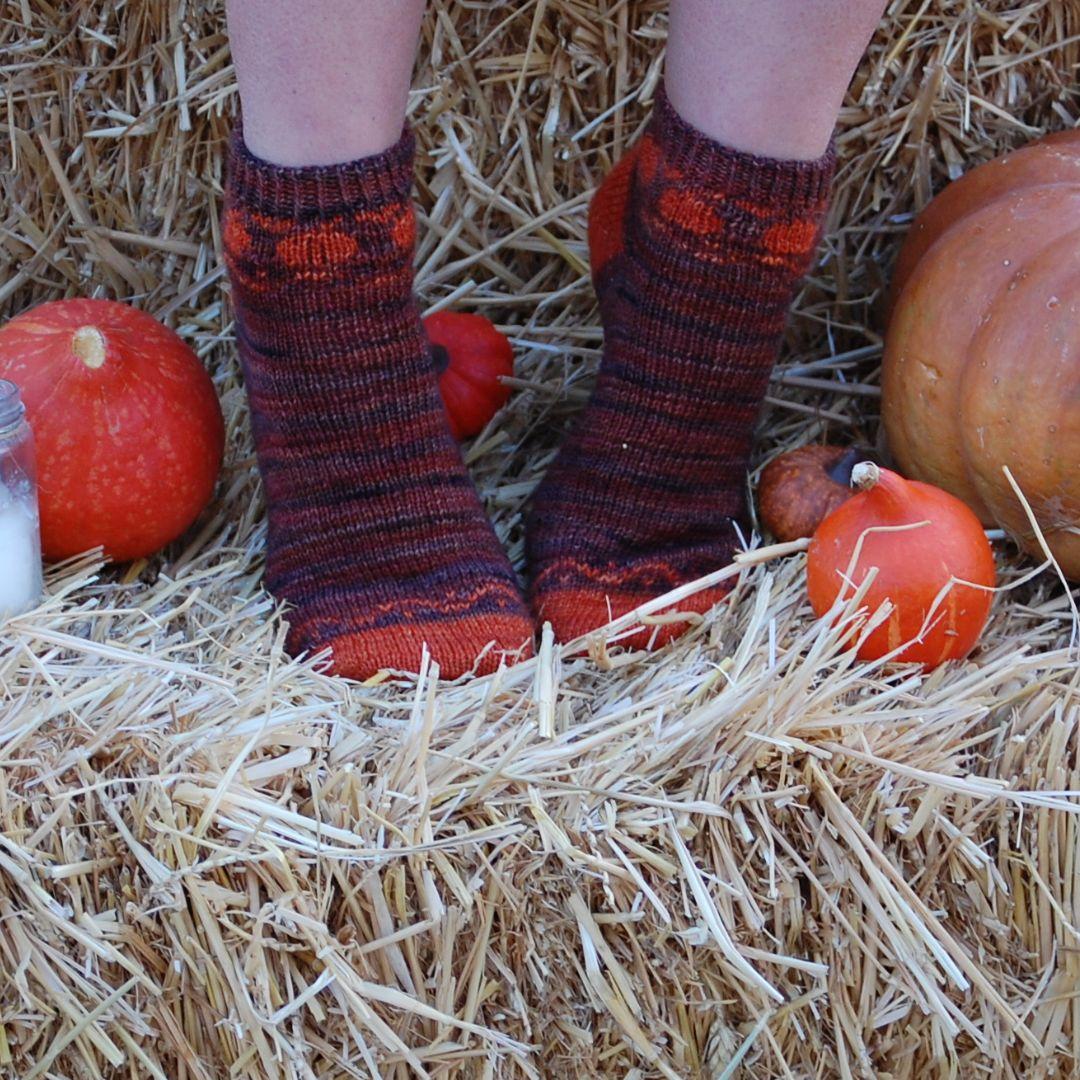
[226, 124, 416, 218]
[649, 83, 836, 210]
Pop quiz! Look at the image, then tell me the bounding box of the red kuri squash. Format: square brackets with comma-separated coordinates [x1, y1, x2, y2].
[807, 463, 995, 668]
[426, 311, 514, 441]
[0, 299, 224, 561]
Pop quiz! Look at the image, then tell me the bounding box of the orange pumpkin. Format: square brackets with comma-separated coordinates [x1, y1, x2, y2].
[0, 299, 224, 561]
[425, 311, 514, 441]
[883, 130, 1080, 578]
[887, 128, 1080, 320]
[807, 463, 995, 668]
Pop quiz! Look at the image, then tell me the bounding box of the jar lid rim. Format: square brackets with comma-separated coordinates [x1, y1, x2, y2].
[0, 380, 25, 432]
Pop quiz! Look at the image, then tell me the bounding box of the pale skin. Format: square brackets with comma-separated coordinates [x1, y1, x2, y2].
[665, 0, 889, 160]
[227, 0, 889, 168]
[227, 0, 426, 166]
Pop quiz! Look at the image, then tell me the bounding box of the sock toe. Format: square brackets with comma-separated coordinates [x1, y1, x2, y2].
[531, 565, 734, 650]
[290, 608, 535, 680]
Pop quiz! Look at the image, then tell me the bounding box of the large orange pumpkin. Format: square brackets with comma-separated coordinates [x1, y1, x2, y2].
[882, 130, 1080, 578]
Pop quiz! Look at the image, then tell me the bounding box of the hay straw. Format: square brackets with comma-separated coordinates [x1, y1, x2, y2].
[2, 0, 1080, 1076]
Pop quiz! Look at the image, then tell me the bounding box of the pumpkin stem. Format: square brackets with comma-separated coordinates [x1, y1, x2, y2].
[72, 326, 107, 370]
[851, 461, 912, 518]
[430, 343, 451, 376]
[851, 461, 881, 491]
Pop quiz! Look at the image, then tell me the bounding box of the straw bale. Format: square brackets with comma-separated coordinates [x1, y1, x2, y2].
[1, 1, 1079, 1076]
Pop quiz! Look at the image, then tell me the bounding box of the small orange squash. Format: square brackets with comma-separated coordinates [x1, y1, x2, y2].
[807, 463, 995, 668]
[758, 445, 875, 542]
[425, 311, 514, 441]
[883, 130, 1080, 578]
[0, 299, 224, 562]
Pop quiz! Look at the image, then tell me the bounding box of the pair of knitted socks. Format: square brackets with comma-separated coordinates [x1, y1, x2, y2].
[223, 88, 834, 679]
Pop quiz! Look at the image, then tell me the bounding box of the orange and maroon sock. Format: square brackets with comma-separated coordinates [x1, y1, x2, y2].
[223, 129, 533, 679]
[527, 87, 835, 647]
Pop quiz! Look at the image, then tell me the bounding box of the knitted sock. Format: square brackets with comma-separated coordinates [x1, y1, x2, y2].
[527, 88, 835, 647]
[223, 130, 533, 679]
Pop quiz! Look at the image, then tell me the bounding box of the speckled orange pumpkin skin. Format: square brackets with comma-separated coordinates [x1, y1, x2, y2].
[758, 445, 867, 542]
[884, 179, 1080, 577]
[0, 298, 224, 561]
[887, 128, 1080, 322]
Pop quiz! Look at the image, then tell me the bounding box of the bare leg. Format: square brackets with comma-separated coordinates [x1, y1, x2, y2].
[666, 0, 887, 159]
[226, 0, 426, 166]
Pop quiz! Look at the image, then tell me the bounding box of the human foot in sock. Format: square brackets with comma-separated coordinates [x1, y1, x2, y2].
[223, 131, 533, 679]
[527, 88, 835, 648]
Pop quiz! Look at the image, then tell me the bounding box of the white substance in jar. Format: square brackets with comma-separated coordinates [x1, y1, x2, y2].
[0, 480, 43, 618]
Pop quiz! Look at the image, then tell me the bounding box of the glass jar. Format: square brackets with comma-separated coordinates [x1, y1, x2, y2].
[0, 379, 43, 618]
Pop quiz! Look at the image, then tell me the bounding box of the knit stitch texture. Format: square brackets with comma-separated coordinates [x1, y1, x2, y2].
[223, 130, 533, 679]
[527, 88, 836, 647]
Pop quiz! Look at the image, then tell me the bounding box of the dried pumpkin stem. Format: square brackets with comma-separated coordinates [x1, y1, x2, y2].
[825, 446, 872, 487]
[851, 460, 914, 520]
[429, 343, 451, 376]
[851, 461, 881, 491]
[72, 326, 107, 370]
